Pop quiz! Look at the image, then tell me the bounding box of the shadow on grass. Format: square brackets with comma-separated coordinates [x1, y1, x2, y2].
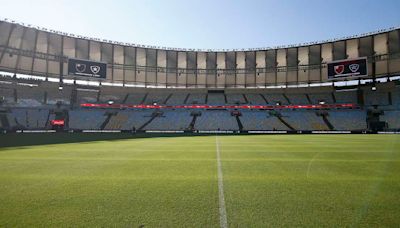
[0, 132, 220, 149]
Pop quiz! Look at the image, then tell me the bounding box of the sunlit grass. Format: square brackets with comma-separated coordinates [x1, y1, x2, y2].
[0, 134, 399, 227]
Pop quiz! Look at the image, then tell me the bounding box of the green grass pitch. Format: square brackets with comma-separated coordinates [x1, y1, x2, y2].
[0, 134, 399, 227]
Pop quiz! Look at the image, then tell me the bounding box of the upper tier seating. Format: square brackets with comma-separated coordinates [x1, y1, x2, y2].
[125, 93, 146, 104]
[263, 94, 289, 105]
[245, 94, 266, 105]
[286, 94, 309, 104]
[186, 93, 206, 104]
[333, 90, 358, 104]
[308, 93, 334, 104]
[226, 94, 246, 104]
[46, 86, 72, 105]
[207, 93, 225, 105]
[166, 93, 188, 105]
[76, 90, 98, 103]
[364, 91, 389, 106]
[144, 93, 170, 104]
[0, 86, 15, 103]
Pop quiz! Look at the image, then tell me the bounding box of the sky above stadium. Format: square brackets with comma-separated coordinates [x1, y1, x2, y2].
[0, 0, 399, 49]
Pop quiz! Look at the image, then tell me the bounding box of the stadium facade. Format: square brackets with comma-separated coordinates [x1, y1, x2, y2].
[0, 19, 399, 133]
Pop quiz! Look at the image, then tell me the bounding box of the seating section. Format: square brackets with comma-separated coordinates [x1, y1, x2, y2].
[327, 110, 367, 130]
[240, 111, 290, 130]
[99, 89, 126, 103]
[286, 94, 309, 104]
[0, 86, 15, 103]
[144, 93, 169, 104]
[104, 112, 129, 130]
[381, 111, 400, 130]
[364, 91, 389, 106]
[145, 110, 192, 130]
[308, 93, 334, 104]
[333, 90, 358, 104]
[195, 111, 238, 130]
[76, 90, 98, 103]
[46, 86, 72, 105]
[166, 94, 188, 105]
[119, 110, 154, 130]
[226, 94, 246, 104]
[8, 108, 49, 129]
[186, 93, 206, 104]
[264, 94, 288, 105]
[0, 79, 398, 131]
[207, 94, 225, 105]
[246, 94, 266, 105]
[125, 93, 146, 104]
[281, 111, 328, 130]
[68, 110, 106, 130]
[16, 85, 45, 105]
[390, 89, 400, 108]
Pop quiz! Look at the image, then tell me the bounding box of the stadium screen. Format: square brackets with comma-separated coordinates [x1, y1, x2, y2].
[68, 58, 107, 79]
[327, 57, 367, 80]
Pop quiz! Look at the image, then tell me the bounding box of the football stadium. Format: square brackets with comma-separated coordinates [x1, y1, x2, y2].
[0, 1, 399, 227]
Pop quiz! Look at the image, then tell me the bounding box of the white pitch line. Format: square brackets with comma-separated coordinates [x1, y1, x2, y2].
[216, 135, 228, 228]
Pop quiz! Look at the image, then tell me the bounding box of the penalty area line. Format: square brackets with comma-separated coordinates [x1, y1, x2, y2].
[216, 135, 228, 228]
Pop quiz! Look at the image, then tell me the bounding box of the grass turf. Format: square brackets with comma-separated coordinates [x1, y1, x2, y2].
[0, 134, 399, 227]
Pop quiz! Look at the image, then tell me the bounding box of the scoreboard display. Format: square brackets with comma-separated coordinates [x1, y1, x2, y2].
[327, 57, 367, 80]
[68, 58, 107, 79]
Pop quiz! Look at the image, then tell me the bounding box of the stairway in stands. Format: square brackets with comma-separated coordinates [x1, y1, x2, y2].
[277, 116, 295, 131]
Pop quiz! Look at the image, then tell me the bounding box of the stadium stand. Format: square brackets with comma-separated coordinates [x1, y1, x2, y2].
[68, 109, 106, 130]
[99, 87, 127, 104]
[246, 94, 267, 105]
[240, 111, 290, 130]
[125, 93, 147, 104]
[144, 110, 192, 130]
[0, 75, 399, 132]
[0, 85, 15, 104]
[118, 109, 154, 130]
[333, 90, 358, 104]
[285, 93, 309, 104]
[8, 108, 50, 129]
[144, 92, 170, 104]
[364, 91, 390, 106]
[207, 93, 225, 105]
[76, 89, 98, 104]
[186, 93, 206, 104]
[308, 93, 334, 104]
[327, 110, 367, 131]
[226, 94, 246, 104]
[280, 111, 329, 131]
[194, 110, 239, 130]
[166, 93, 189, 105]
[46, 85, 72, 105]
[263, 94, 289, 105]
[381, 110, 400, 130]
